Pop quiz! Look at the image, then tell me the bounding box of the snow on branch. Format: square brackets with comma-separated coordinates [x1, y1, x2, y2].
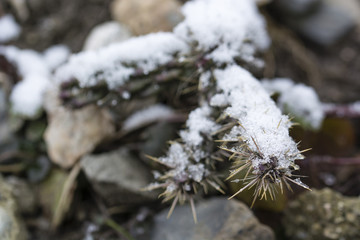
[56, 32, 189, 89]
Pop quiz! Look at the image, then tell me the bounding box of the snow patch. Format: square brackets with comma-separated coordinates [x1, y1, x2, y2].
[262, 78, 324, 129]
[0, 15, 21, 43]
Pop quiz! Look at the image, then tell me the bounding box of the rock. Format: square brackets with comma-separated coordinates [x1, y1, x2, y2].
[326, 0, 360, 26]
[5, 176, 37, 215]
[111, 0, 183, 35]
[83, 21, 132, 51]
[44, 89, 115, 168]
[293, 3, 355, 46]
[273, 0, 320, 16]
[283, 188, 360, 240]
[150, 197, 275, 240]
[255, 0, 272, 6]
[81, 148, 157, 206]
[0, 176, 27, 240]
[282, 1, 356, 46]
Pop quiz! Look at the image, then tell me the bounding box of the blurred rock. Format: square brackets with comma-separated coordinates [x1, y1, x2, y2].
[284, 188, 360, 240]
[327, 0, 360, 26]
[290, 2, 355, 46]
[255, 0, 273, 7]
[44, 89, 115, 168]
[0, 176, 27, 240]
[273, 0, 320, 16]
[111, 0, 183, 35]
[81, 148, 157, 206]
[150, 197, 275, 240]
[83, 21, 132, 51]
[5, 176, 37, 215]
[3, 0, 112, 51]
[272, 0, 356, 46]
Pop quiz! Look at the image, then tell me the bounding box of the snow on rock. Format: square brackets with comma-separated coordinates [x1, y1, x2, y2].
[0, 15, 21, 43]
[122, 104, 175, 131]
[262, 78, 324, 130]
[0, 46, 50, 117]
[56, 32, 189, 89]
[0, 45, 71, 118]
[10, 75, 49, 117]
[43, 45, 70, 71]
[211, 66, 303, 173]
[174, 0, 270, 63]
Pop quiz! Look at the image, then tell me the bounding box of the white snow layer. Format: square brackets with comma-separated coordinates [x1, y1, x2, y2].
[180, 104, 219, 147]
[0, 45, 70, 117]
[159, 142, 206, 188]
[211, 66, 303, 172]
[262, 78, 324, 129]
[174, 0, 270, 63]
[0, 15, 21, 43]
[55, 0, 269, 87]
[56, 32, 189, 89]
[43, 45, 71, 70]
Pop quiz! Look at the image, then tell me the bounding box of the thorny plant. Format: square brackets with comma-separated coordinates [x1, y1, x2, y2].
[1, 0, 316, 223]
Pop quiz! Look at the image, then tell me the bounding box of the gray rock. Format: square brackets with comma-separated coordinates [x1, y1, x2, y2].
[150, 197, 275, 240]
[286, 2, 356, 46]
[295, 4, 354, 46]
[0, 176, 27, 240]
[83, 21, 132, 51]
[284, 188, 360, 240]
[274, 0, 320, 16]
[81, 148, 157, 206]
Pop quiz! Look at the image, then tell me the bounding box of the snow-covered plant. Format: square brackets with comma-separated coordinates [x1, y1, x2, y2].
[54, 0, 312, 220]
[262, 78, 324, 130]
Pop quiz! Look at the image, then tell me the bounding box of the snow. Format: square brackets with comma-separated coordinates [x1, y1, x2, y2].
[10, 74, 49, 117]
[158, 142, 206, 190]
[0, 46, 51, 117]
[56, 32, 189, 89]
[0, 15, 21, 43]
[174, 0, 270, 64]
[211, 66, 303, 172]
[0, 45, 70, 117]
[349, 101, 360, 113]
[43, 45, 70, 70]
[56, 0, 269, 89]
[262, 78, 324, 129]
[180, 105, 220, 147]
